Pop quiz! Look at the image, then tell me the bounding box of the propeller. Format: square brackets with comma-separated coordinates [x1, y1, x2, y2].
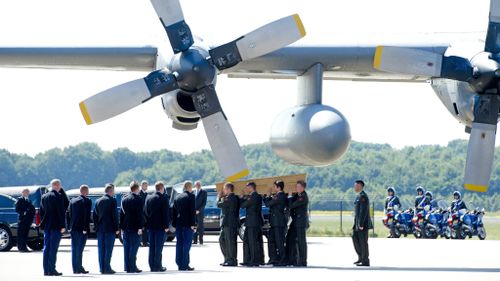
[78, 0, 306, 182]
[373, 0, 500, 192]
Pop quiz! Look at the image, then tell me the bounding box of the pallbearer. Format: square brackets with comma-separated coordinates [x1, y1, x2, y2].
[240, 182, 264, 267]
[94, 183, 119, 274]
[263, 180, 288, 266]
[217, 182, 240, 267]
[144, 181, 170, 272]
[67, 185, 92, 274]
[285, 180, 309, 267]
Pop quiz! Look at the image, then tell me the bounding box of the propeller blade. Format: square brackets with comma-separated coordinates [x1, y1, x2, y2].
[79, 69, 178, 124]
[464, 123, 497, 192]
[464, 95, 500, 192]
[373, 46, 473, 82]
[485, 0, 500, 53]
[191, 86, 249, 181]
[209, 14, 306, 70]
[150, 0, 194, 54]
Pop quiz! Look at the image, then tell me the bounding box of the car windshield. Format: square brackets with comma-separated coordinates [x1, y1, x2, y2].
[206, 193, 218, 208]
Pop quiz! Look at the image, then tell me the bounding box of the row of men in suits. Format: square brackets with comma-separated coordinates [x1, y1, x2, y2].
[217, 180, 309, 267]
[39, 179, 197, 276]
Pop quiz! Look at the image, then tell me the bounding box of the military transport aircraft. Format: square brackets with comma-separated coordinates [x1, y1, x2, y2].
[0, 0, 498, 192]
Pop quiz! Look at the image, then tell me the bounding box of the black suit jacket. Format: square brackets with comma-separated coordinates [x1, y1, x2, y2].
[217, 193, 240, 228]
[120, 192, 144, 231]
[67, 195, 92, 233]
[194, 189, 207, 215]
[15, 197, 35, 225]
[40, 190, 66, 231]
[354, 190, 373, 230]
[173, 191, 196, 228]
[144, 191, 170, 230]
[289, 191, 309, 228]
[263, 191, 288, 227]
[240, 192, 264, 227]
[94, 194, 119, 233]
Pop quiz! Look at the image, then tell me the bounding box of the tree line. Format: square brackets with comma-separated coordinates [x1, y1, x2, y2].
[0, 140, 499, 211]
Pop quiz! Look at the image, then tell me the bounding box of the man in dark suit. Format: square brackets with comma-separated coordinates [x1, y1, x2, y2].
[352, 180, 372, 267]
[67, 185, 92, 274]
[173, 181, 196, 271]
[286, 180, 309, 267]
[94, 183, 119, 274]
[140, 180, 149, 247]
[144, 181, 170, 272]
[263, 180, 288, 266]
[240, 182, 264, 267]
[217, 182, 240, 267]
[193, 181, 207, 245]
[120, 181, 144, 273]
[40, 179, 66, 276]
[15, 188, 35, 252]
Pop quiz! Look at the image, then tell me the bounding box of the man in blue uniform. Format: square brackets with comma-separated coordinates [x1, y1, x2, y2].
[120, 181, 144, 273]
[173, 181, 196, 271]
[67, 185, 92, 274]
[94, 183, 119, 274]
[139, 180, 149, 247]
[217, 182, 240, 267]
[240, 182, 264, 267]
[193, 181, 207, 245]
[263, 180, 288, 266]
[15, 188, 35, 252]
[40, 179, 66, 276]
[144, 181, 170, 272]
[286, 180, 309, 267]
[352, 180, 372, 267]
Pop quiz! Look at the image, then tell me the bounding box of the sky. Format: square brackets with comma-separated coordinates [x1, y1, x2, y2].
[0, 0, 496, 156]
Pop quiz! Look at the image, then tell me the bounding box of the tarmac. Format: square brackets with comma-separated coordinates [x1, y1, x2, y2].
[0, 235, 499, 281]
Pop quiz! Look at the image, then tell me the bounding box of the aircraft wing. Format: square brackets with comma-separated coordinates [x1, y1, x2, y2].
[0, 46, 159, 71]
[0, 44, 449, 81]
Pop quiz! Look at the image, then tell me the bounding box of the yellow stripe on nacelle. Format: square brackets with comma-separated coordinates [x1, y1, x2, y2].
[373, 46, 383, 69]
[79, 102, 93, 125]
[226, 169, 250, 182]
[464, 184, 488, 193]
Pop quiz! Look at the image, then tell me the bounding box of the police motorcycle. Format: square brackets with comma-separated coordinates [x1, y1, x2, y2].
[459, 208, 486, 240]
[423, 208, 450, 239]
[382, 203, 399, 238]
[412, 205, 430, 239]
[448, 208, 467, 239]
[392, 208, 415, 238]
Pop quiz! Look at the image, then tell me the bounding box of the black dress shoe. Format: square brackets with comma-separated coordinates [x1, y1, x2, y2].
[50, 271, 63, 276]
[102, 270, 116, 275]
[18, 249, 31, 253]
[222, 262, 237, 267]
[353, 260, 361, 265]
[192, 241, 198, 244]
[356, 263, 370, 267]
[80, 268, 89, 274]
[186, 267, 194, 271]
[239, 262, 248, 266]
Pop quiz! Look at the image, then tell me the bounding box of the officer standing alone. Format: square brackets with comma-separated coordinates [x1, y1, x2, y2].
[120, 181, 144, 273]
[94, 183, 119, 274]
[67, 185, 92, 274]
[352, 180, 372, 267]
[139, 180, 149, 247]
[286, 180, 309, 267]
[217, 182, 240, 267]
[144, 181, 170, 272]
[15, 188, 35, 252]
[193, 181, 207, 245]
[240, 182, 264, 267]
[173, 181, 196, 271]
[263, 180, 288, 266]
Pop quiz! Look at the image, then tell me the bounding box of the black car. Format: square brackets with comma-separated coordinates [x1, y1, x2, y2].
[0, 193, 44, 252]
[66, 186, 178, 242]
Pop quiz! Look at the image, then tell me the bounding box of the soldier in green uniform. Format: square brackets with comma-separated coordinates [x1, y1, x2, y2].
[217, 183, 240, 267]
[239, 182, 264, 267]
[285, 180, 309, 267]
[263, 180, 288, 266]
[352, 180, 372, 267]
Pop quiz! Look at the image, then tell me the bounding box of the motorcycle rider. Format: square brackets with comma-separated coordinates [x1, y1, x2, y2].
[450, 191, 467, 212]
[384, 187, 401, 212]
[414, 186, 430, 211]
[425, 191, 438, 210]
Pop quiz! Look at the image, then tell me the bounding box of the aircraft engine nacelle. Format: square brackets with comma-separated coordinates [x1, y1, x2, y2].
[270, 104, 351, 166]
[161, 90, 200, 131]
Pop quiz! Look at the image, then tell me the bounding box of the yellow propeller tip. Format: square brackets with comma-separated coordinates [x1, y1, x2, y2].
[373, 46, 384, 69]
[464, 184, 488, 193]
[79, 102, 93, 125]
[293, 14, 306, 37]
